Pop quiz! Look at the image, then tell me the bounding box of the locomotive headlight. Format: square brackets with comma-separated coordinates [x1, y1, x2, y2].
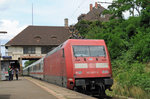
[96, 63, 108, 68]
[68, 78, 73, 81]
[102, 70, 109, 74]
[74, 63, 88, 68]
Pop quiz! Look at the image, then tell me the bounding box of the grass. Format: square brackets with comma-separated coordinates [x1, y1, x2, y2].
[145, 63, 150, 73]
[106, 79, 150, 99]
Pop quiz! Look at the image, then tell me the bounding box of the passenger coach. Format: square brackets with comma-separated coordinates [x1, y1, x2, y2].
[23, 57, 44, 80]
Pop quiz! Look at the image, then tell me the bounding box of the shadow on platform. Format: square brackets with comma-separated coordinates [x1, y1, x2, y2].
[0, 94, 11, 99]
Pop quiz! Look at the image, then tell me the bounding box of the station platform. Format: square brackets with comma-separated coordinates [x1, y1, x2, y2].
[0, 77, 96, 99]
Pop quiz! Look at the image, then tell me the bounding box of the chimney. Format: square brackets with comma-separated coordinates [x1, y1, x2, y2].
[64, 18, 68, 27]
[90, 4, 93, 11]
[95, 2, 98, 9]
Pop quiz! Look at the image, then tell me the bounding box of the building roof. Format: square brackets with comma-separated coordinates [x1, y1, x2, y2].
[5, 26, 71, 46]
[78, 4, 111, 22]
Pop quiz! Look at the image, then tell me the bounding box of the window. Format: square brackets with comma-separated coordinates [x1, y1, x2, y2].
[33, 66, 36, 71]
[73, 46, 90, 57]
[41, 46, 53, 54]
[34, 36, 41, 42]
[89, 46, 106, 57]
[23, 47, 35, 54]
[36, 64, 40, 70]
[73, 45, 106, 57]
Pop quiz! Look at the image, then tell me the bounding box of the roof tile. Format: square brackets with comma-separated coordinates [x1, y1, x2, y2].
[5, 26, 71, 46]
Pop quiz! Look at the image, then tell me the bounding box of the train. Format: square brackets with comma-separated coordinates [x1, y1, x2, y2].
[23, 39, 113, 96]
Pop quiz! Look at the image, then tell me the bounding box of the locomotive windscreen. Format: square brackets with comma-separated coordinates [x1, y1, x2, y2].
[73, 46, 106, 57]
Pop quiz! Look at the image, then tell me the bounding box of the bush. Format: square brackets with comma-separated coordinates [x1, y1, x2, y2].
[75, 4, 150, 98]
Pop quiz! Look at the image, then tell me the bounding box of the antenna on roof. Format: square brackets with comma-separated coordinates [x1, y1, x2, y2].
[32, 3, 34, 25]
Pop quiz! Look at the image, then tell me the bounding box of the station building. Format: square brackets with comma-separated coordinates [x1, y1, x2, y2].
[3, 23, 71, 73]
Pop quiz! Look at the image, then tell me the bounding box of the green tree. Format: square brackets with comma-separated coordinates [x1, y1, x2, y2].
[104, 0, 148, 19]
[24, 60, 36, 68]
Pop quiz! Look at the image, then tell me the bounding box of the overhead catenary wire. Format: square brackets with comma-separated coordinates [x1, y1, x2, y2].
[98, 1, 112, 4]
[69, 0, 112, 24]
[72, 0, 77, 10]
[70, 0, 87, 20]
[71, 0, 112, 18]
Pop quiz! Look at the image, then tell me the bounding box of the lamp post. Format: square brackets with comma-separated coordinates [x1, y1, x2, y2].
[0, 31, 7, 80]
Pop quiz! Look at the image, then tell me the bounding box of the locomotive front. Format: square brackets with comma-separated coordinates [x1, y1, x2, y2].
[70, 40, 113, 96]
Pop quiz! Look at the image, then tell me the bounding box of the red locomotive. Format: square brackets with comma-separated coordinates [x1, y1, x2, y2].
[23, 39, 113, 96]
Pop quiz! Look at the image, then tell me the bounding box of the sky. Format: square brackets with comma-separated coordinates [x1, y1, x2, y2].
[0, 0, 113, 56]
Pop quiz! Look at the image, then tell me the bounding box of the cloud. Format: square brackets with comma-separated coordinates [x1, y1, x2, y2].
[28, 0, 113, 26]
[0, 0, 9, 11]
[0, 0, 7, 4]
[0, 0, 113, 26]
[0, 19, 27, 56]
[0, 19, 27, 41]
[0, 0, 25, 11]
[0, 0, 17, 4]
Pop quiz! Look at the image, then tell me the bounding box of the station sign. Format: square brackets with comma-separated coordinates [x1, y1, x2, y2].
[2, 56, 12, 59]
